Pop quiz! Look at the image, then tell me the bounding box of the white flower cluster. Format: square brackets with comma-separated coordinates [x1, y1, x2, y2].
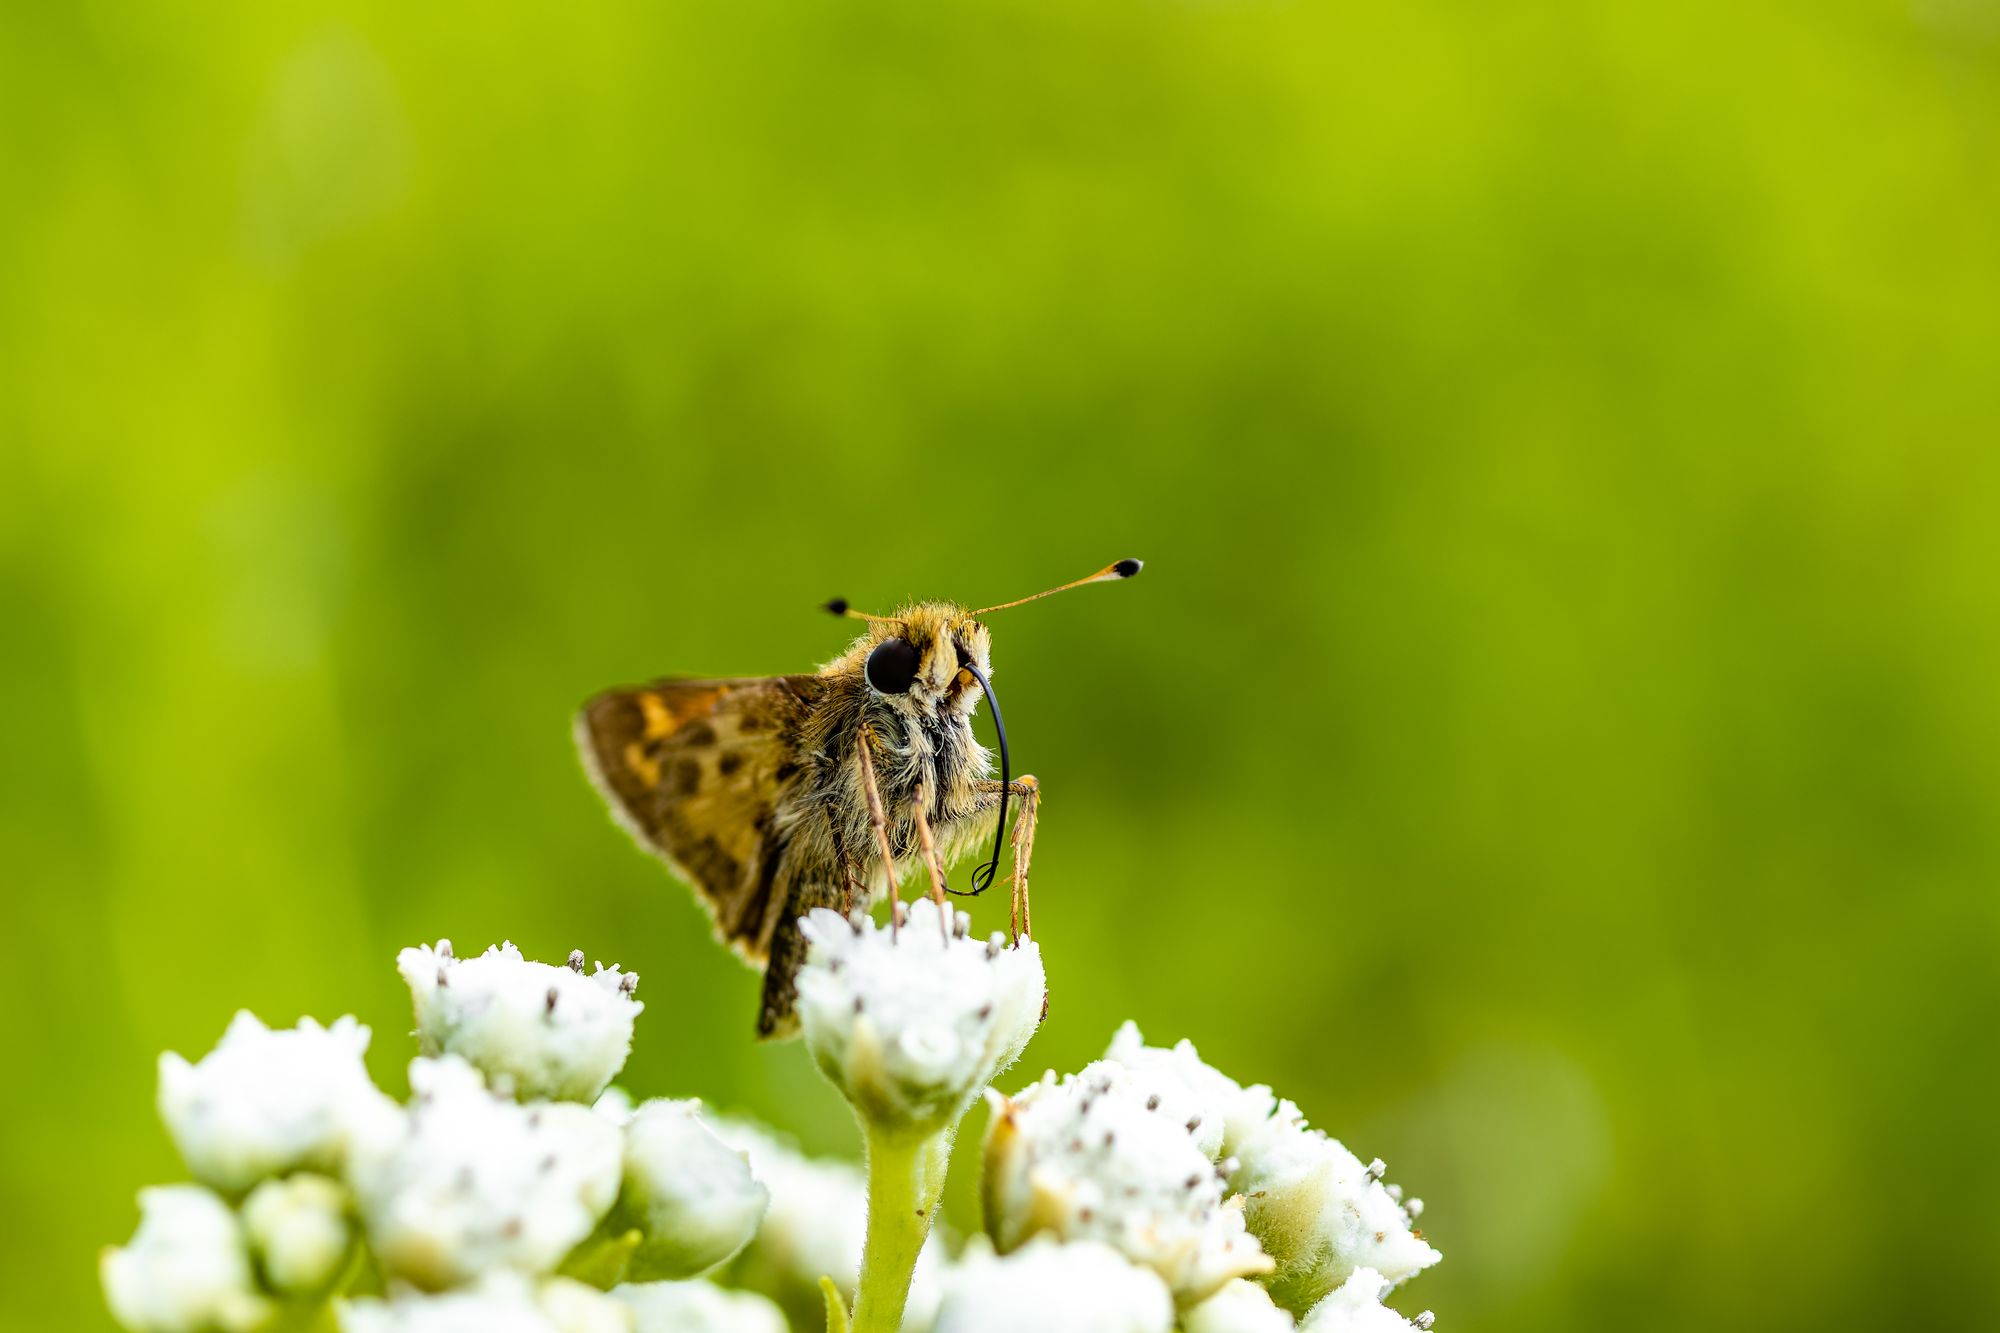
[102, 1186, 275, 1333]
[397, 940, 641, 1103]
[103, 942, 786, 1333]
[347, 1053, 624, 1288]
[610, 1278, 790, 1333]
[593, 1097, 770, 1282]
[975, 1023, 1441, 1329]
[157, 1011, 397, 1193]
[1295, 1270, 1438, 1333]
[796, 898, 1045, 1138]
[1230, 1107, 1441, 1312]
[932, 1237, 1174, 1333]
[982, 1060, 1271, 1305]
[105, 917, 1447, 1333]
[1184, 1279, 1297, 1333]
[338, 1273, 630, 1333]
[242, 1173, 354, 1294]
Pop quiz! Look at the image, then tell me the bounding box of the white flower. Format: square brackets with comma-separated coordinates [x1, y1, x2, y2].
[339, 1272, 633, 1333]
[101, 1185, 274, 1333]
[982, 1061, 1272, 1306]
[613, 1099, 768, 1279]
[708, 1119, 865, 1300]
[1229, 1120, 1439, 1314]
[398, 941, 642, 1103]
[1298, 1269, 1435, 1333]
[932, 1237, 1174, 1333]
[539, 1278, 638, 1333]
[242, 1172, 352, 1294]
[710, 1118, 945, 1327]
[348, 1056, 622, 1289]
[610, 1280, 789, 1333]
[1184, 1279, 1297, 1333]
[158, 1011, 394, 1193]
[796, 899, 1044, 1137]
[1104, 1023, 1288, 1158]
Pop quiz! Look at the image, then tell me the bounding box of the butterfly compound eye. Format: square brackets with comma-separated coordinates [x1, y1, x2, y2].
[865, 637, 921, 694]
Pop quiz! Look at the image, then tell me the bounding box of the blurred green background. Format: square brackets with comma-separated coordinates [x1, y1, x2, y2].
[4, 0, 1998, 1329]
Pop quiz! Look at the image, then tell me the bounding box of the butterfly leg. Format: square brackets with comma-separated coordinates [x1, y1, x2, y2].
[909, 780, 953, 941]
[828, 820, 864, 917]
[855, 724, 905, 937]
[974, 776, 1040, 944]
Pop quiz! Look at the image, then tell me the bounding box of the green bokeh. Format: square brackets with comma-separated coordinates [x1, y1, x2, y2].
[4, 2, 1996, 1329]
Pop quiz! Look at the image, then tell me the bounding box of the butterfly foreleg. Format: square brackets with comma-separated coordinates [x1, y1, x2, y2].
[855, 724, 905, 936]
[827, 818, 864, 918]
[973, 776, 1040, 944]
[909, 778, 953, 941]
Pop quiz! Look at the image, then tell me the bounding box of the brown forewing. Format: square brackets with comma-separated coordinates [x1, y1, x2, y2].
[574, 675, 821, 962]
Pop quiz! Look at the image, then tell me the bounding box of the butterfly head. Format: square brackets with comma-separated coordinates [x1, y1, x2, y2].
[822, 603, 992, 718]
[823, 557, 1140, 719]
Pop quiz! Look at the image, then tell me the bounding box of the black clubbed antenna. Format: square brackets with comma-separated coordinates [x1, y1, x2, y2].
[971, 557, 1143, 615]
[822, 597, 901, 624]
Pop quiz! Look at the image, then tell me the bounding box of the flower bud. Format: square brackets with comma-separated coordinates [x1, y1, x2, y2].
[982, 1062, 1272, 1306]
[398, 941, 642, 1103]
[796, 900, 1044, 1139]
[614, 1099, 768, 1279]
[101, 1185, 274, 1333]
[1298, 1269, 1434, 1333]
[539, 1277, 638, 1333]
[338, 1272, 633, 1333]
[592, 1087, 635, 1123]
[242, 1172, 352, 1294]
[1104, 1023, 1290, 1158]
[158, 1012, 393, 1193]
[348, 1056, 622, 1289]
[610, 1280, 788, 1333]
[1184, 1279, 1297, 1333]
[932, 1237, 1174, 1333]
[1229, 1122, 1439, 1314]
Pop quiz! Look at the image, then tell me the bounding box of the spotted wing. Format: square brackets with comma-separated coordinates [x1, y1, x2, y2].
[575, 675, 821, 962]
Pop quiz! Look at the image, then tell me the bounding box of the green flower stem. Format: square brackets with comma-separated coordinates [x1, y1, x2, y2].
[850, 1124, 953, 1333]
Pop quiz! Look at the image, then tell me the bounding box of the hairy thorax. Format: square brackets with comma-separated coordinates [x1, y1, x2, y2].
[780, 601, 998, 886]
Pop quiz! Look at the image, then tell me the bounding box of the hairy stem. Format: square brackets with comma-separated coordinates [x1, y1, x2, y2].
[849, 1124, 952, 1333]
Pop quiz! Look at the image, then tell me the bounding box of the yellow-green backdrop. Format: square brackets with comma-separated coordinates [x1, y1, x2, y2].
[3, 2, 1996, 1329]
